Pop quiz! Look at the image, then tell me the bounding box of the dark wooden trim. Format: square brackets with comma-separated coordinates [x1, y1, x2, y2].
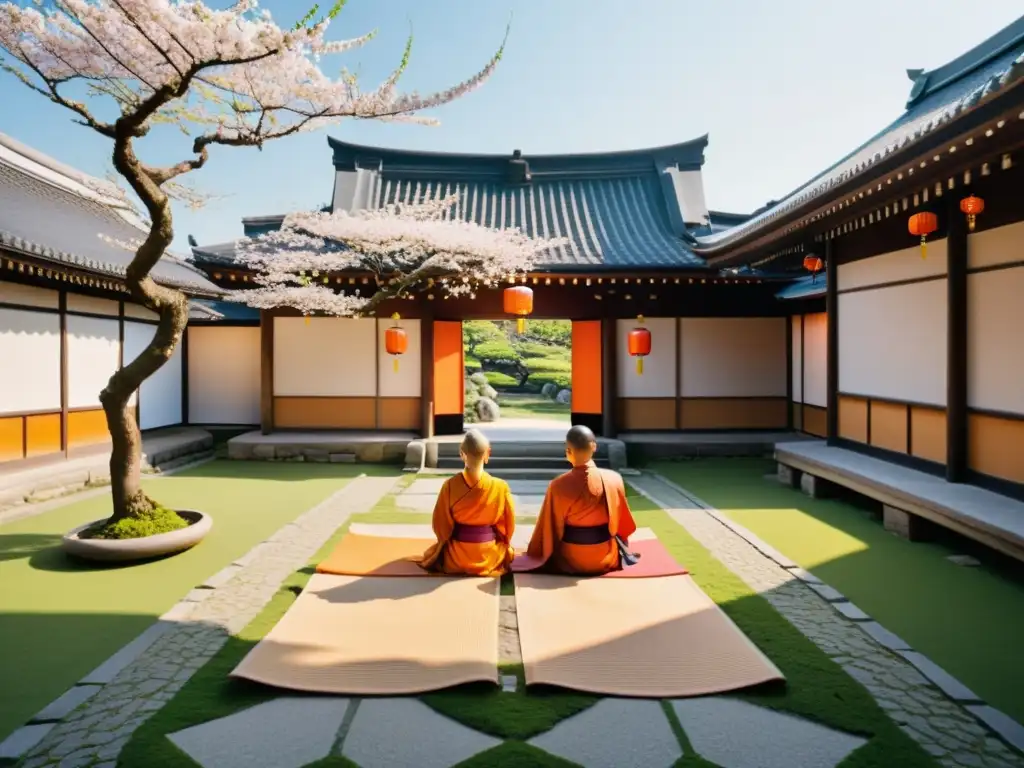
[968, 406, 1024, 422]
[58, 291, 68, 457]
[420, 314, 434, 438]
[0, 300, 60, 314]
[374, 318, 380, 430]
[260, 311, 274, 434]
[785, 315, 793, 428]
[865, 399, 872, 446]
[947, 193, 968, 483]
[675, 317, 682, 430]
[966, 259, 1024, 275]
[601, 317, 617, 438]
[181, 326, 190, 426]
[825, 240, 838, 446]
[63, 308, 123, 321]
[837, 273, 947, 295]
[67, 405, 105, 414]
[678, 395, 790, 401]
[0, 408, 62, 419]
[118, 301, 125, 367]
[966, 469, 1024, 503]
[188, 319, 261, 327]
[800, 312, 806, 406]
[906, 403, 913, 454]
[838, 392, 946, 411]
[835, 436, 946, 478]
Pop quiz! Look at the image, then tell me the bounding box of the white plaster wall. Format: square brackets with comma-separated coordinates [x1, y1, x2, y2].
[66, 315, 119, 409]
[616, 317, 676, 397]
[968, 266, 1024, 415]
[188, 326, 261, 424]
[803, 313, 828, 408]
[123, 303, 158, 321]
[968, 220, 1024, 270]
[0, 308, 61, 413]
[838, 240, 947, 291]
[67, 295, 119, 316]
[838, 280, 947, 406]
[274, 317, 376, 396]
[0, 281, 58, 309]
[124, 321, 182, 429]
[377, 318, 421, 397]
[791, 315, 803, 403]
[679, 317, 787, 397]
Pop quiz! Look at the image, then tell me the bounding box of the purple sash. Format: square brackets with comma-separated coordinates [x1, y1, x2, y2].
[452, 523, 498, 543]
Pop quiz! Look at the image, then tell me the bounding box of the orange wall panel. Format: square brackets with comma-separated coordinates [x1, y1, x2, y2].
[25, 413, 61, 458]
[433, 321, 463, 416]
[910, 407, 947, 465]
[838, 396, 868, 443]
[571, 320, 602, 414]
[969, 413, 1024, 485]
[0, 416, 24, 463]
[869, 401, 908, 454]
[68, 409, 110, 449]
[802, 405, 827, 437]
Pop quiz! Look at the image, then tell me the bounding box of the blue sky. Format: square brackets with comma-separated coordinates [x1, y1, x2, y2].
[0, 0, 1021, 252]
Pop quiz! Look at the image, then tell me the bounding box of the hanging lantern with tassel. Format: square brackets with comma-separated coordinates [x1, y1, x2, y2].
[908, 212, 938, 259]
[384, 312, 408, 373]
[503, 285, 533, 334]
[802, 255, 823, 282]
[959, 195, 985, 232]
[627, 315, 652, 375]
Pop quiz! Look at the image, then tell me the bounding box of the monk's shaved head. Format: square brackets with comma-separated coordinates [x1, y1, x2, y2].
[566, 425, 597, 450]
[460, 429, 491, 460]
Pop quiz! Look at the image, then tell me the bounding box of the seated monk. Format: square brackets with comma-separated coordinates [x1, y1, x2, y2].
[418, 429, 516, 576]
[526, 425, 637, 575]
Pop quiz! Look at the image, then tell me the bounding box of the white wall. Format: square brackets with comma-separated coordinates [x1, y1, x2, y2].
[616, 317, 676, 397]
[0, 282, 58, 309]
[66, 295, 118, 316]
[188, 326, 261, 424]
[124, 321, 182, 429]
[0, 307, 61, 413]
[968, 266, 1024, 415]
[66, 315, 119, 408]
[274, 317, 376, 396]
[838, 280, 947, 405]
[803, 313, 828, 408]
[679, 317, 787, 397]
[377, 318, 421, 397]
[791, 315, 803, 402]
[967, 220, 1024, 270]
[838, 240, 947, 289]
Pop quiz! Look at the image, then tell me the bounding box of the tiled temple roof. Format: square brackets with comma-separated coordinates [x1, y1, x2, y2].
[0, 133, 222, 296]
[695, 14, 1024, 256]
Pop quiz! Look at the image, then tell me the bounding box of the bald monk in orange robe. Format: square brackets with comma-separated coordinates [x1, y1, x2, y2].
[526, 425, 637, 575]
[418, 429, 516, 576]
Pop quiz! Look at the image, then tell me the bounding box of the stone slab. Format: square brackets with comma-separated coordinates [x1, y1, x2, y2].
[530, 699, 681, 768]
[80, 620, 172, 684]
[899, 651, 979, 702]
[201, 563, 243, 589]
[787, 566, 823, 585]
[965, 705, 1024, 752]
[160, 601, 197, 623]
[883, 504, 929, 542]
[807, 583, 846, 602]
[704, 509, 799, 568]
[671, 697, 866, 768]
[501, 675, 517, 693]
[858, 621, 911, 651]
[31, 685, 102, 722]
[833, 601, 870, 621]
[342, 699, 499, 768]
[169, 697, 349, 768]
[0, 723, 54, 760]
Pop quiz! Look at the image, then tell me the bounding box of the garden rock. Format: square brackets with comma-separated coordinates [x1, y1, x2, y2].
[555, 388, 572, 404]
[481, 384, 498, 399]
[542, 382, 558, 399]
[476, 397, 500, 422]
[469, 372, 489, 388]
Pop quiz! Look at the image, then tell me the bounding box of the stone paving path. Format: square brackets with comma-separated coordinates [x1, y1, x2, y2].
[629, 472, 1024, 768]
[397, 477, 545, 516]
[6, 474, 399, 768]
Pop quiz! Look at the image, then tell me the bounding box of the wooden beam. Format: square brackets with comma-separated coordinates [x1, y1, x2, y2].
[825, 239, 839, 446]
[420, 311, 434, 438]
[946, 193, 968, 482]
[260, 310, 274, 434]
[601, 316, 617, 438]
[59, 290, 68, 457]
[785, 314, 793, 430]
[181, 326, 190, 426]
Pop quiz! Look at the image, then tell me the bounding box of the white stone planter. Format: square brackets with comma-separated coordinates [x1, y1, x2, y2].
[61, 509, 212, 562]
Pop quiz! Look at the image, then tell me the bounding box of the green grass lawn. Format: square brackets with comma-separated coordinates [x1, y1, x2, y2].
[496, 393, 570, 421]
[0, 461, 392, 743]
[654, 457, 1024, 727]
[122, 482, 936, 768]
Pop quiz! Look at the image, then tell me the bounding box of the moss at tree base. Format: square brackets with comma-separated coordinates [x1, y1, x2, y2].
[86, 506, 190, 540]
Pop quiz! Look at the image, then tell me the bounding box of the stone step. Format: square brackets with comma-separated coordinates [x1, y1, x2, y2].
[152, 449, 217, 474]
[436, 455, 610, 470]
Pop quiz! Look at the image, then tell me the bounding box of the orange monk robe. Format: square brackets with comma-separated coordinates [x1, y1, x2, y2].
[418, 471, 516, 576]
[526, 462, 637, 575]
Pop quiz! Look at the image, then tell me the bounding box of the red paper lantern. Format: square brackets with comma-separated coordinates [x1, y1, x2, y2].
[803, 255, 823, 282]
[908, 211, 939, 259]
[384, 312, 408, 372]
[503, 285, 534, 334]
[959, 195, 985, 231]
[627, 315, 652, 375]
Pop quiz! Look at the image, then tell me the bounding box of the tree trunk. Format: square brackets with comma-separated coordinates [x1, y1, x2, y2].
[100, 136, 190, 522]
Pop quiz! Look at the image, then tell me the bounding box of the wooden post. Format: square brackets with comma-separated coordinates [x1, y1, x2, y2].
[181, 326, 190, 426]
[59, 291, 68, 457]
[601, 316, 617, 438]
[946, 196, 968, 482]
[825, 239, 839, 446]
[259, 310, 274, 435]
[785, 314, 793, 430]
[420, 311, 434, 438]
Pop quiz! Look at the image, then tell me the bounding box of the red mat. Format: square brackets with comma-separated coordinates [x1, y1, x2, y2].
[511, 538, 688, 578]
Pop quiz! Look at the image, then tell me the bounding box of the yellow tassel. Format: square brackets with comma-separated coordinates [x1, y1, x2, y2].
[920, 235, 927, 260]
[393, 357, 399, 373]
[304, 315, 310, 325]
[516, 317, 525, 334]
[636, 357, 644, 375]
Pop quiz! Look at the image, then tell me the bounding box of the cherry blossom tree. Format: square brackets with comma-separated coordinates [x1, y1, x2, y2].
[236, 195, 564, 317]
[0, 0, 506, 528]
